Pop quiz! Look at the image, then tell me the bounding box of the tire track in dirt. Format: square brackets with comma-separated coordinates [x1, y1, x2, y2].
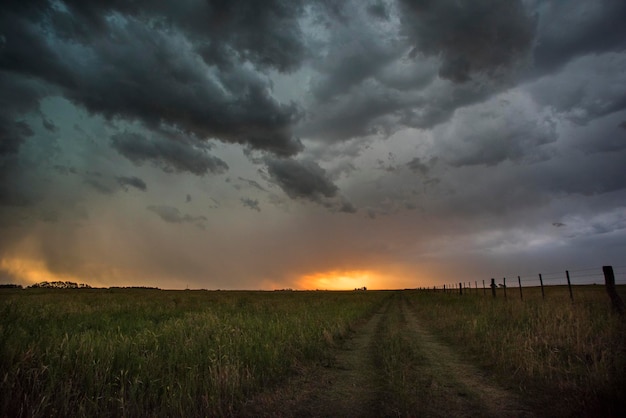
[304, 305, 388, 418]
[399, 296, 536, 418]
[242, 294, 535, 417]
[240, 303, 389, 418]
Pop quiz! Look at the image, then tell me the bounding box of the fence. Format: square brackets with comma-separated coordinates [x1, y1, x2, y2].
[422, 265, 626, 314]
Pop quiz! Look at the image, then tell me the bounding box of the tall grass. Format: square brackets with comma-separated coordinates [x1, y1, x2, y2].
[406, 286, 626, 417]
[0, 289, 389, 417]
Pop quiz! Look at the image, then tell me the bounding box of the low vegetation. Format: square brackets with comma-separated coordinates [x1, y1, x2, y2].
[406, 286, 626, 417]
[0, 288, 388, 417]
[1, 285, 624, 417]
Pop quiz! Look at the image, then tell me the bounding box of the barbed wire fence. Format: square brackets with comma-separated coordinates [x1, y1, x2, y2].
[420, 265, 625, 315]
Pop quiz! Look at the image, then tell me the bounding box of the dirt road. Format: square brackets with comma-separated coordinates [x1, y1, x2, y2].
[397, 297, 535, 418]
[242, 292, 535, 417]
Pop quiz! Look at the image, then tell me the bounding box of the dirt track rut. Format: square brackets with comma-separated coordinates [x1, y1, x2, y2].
[242, 293, 535, 417]
[398, 297, 535, 418]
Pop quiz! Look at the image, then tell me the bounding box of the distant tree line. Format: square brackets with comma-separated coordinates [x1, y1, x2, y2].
[29, 281, 92, 289]
[1, 283, 165, 290]
[0, 284, 23, 289]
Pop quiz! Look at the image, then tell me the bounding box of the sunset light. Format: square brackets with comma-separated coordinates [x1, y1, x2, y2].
[2, 1, 625, 416]
[0, 257, 83, 286]
[298, 270, 384, 290]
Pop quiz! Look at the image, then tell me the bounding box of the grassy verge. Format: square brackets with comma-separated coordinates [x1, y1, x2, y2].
[405, 286, 626, 417]
[0, 289, 389, 417]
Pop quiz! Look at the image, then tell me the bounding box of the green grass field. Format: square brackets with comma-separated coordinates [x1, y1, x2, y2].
[406, 285, 626, 417]
[0, 289, 388, 417]
[1, 286, 624, 417]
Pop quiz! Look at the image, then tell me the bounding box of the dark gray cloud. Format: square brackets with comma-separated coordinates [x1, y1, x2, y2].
[338, 200, 358, 214]
[238, 177, 269, 192]
[300, 85, 405, 141]
[1, 0, 304, 158]
[51, 0, 310, 73]
[1, 0, 625, 291]
[75, 172, 145, 197]
[53, 165, 78, 175]
[0, 158, 37, 206]
[117, 176, 147, 192]
[538, 150, 626, 197]
[111, 132, 228, 176]
[310, 26, 402, 102]
[42, 117, 57, 132]
[527, 52, 626, 125]
[147, 205, 207, 228]
[406, 157, 439, 178]
[367, 1, 389, 19]
[0, 120, 33, 155]
[432, 92, 558, 167]
[374, 56, 438, 92]
[564, 113, 626, 155]
[240, 197, 261, 212]
[532, 0, 626, 74]
[266, 157, 338, 201]
[398, 0, 536, 82]
[0, 74, 46, 155]
[301, 73, 496, 144]
[84, 178, 115, 195]
[208, 197, 220, 209]
[265, 157, 358, 213]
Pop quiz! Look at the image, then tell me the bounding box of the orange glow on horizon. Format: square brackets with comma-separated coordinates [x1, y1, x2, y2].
[0, 257, 86, 286]
[297, 269, 387, 290]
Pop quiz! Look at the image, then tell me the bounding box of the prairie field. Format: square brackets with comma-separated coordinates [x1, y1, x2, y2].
[1, 286, 624, 417]
[0, 289, 388, 417]
[404, 286, 626, 417]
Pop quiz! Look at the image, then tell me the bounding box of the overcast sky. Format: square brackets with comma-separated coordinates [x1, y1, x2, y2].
[1, 0, 625, 290]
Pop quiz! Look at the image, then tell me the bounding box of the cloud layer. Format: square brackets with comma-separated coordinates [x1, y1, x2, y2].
[1, 0, 626, 289]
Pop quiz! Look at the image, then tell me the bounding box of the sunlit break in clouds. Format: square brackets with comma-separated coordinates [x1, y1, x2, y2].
[299, 270, 380, 291]
[1, 0, 626, 289]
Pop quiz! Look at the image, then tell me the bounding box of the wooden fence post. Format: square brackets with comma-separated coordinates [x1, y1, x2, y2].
[566, 270, 573, 301]
[503, 277, 507, 300]
[603, 266, 624, 315]
[518, 276, 523, 300]
[539, 274, 545, 299]
[459, 282, 462, 295]
[490, 278, 496, 298]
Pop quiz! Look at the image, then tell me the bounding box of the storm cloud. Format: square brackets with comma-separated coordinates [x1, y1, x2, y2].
[1, 0, 304, 157]
[2, 0, 626, 290]
[240, 197, 261, 212]
[117, 176, 147, 192]
[111, 132, 228, 176]
[266, 157, 338, 201]
[398, 0, 536, 82]
[147, 205, 207, 229]
[532, 0, 626, 74]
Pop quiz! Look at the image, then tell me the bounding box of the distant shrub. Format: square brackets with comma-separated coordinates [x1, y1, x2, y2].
[0, 284, 22, 289]
[29, 281, 91, 289]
